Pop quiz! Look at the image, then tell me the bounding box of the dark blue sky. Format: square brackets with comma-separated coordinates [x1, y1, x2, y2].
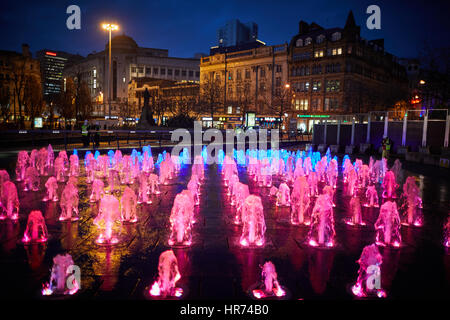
[1, 0, 448, 59]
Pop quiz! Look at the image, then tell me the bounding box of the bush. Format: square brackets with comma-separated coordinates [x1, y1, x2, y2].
[166, 114, 197, 128]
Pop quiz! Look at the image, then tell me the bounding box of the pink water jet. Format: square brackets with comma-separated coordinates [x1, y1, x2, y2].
[0, 180, 19, 220]
[359, 164, 370, 189]
[149, 173, 161, 195]
[90, 178, 104, 202]
[43, 176, 58, 202]
[343, 158, 352, 183]
[259, 162, 272, 187]
[400, 177, 423, 227]
[382, 171, 398, 199]
[159, 160, 172, 185]
[345, 196, 365, 226]
[22, 210, 48, 243]
[350, 243, 386, 298]
[142, 150, 154, 173]
[322, 185, 336, 207]
[252, 261, 286, 299]
[326, 159, 338, 188]
[54, 157, 66, 182]
[374, 201, 401, 247]
[24, 166, 40, 191]
[187, 176, 200, 206]
[37, 148, 47, 176]
[227, 174, 239, 198]
[16, 151, 29, 181]
[309, 171, 319, 196]
[120, 155, 133, 184]
[168, 192, 194, 246]
[30, 149, 38, 168]
[307, 194, 335, 247]
[364, 185, 379, 207]
[42, 253, 80, 296]
[149, 250, 183, 298]
[69, 154, 79, 177]
[240, 195, 266, 247]
[59, 182, 79, 221]
[444, 216, 450, 248]
[107, 169, 120, 194]
[192, 155, 205, 181]
[291, 176, 311, 225]
[98, 155, 109, 178]
[347, 167, 358, 196]
[0, 170, 10, 195]
[121, 187, 138, 223]
[94, 195, 121, 245]
[138, 172, 151, 204]
[303, 157, 312, 176]
[276, 183, 291, 207]
[233, 183, 250, 225]
[85, 153, 96, 183]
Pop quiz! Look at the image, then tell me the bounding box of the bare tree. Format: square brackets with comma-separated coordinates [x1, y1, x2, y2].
[23, 76, 44, 128]
[265, 84, 294, 129]
[199, 76, 224, 126]
[56, 77, 76, 128]
[0, 82, 11, 124]
[233, 81, 253, 126]
[11, 59, 27, 127]
[78, 81, 93, 120]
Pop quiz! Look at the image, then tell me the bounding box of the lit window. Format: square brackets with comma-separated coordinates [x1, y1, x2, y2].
[93, 79, 97, 88]
[296, 38, 303, 47]
[305, 37, 312, 45]
[316, 35, 325, 44]
[331, 32, 341, 41]
[93, 69, 97, 77]
[227, 106, 233, 114]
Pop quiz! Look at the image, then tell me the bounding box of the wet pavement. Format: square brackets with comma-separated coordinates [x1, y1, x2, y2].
[0, 148, 449, 300]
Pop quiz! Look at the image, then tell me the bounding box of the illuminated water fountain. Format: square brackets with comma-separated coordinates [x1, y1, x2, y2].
[149, 250, 183, 298]
[42, 253, 80, 296]
[308, 171, 319, 197]
[121, 187, 138, 223]
[43, 176, 58, 202]
[291, 176, 311, 225]
[276, 183, 291, 207]
[382, 170, 398, 199]
[69, 154, 79, 177]
[59, 182, 79, 221]
[240, 195, 266, 247]
[307, 194, 335, 247]
[149, 173, 161, 195]
[374, 201, 401, 247]
[444, 216, 450, 248]
[233, 182, 250, 225]
[138, 172, 151, 204]
[15, 151, 29, 181]
[345, 196, 365, 226]
[168, 192, 194, 246]
[350, 243, 386, 298]
[22, 210, 48, 243]
[400, 176, 423, 227]
[364, 185, 379, 207]
[0, 180, 19, 220]
[24, 166, 40, 191]
[251, 261, 286, 299]
[94, 195, 121, 245]
[54, 156, 66, 182]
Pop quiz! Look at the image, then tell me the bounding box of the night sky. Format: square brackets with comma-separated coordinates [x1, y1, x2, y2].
[1, 0, 449, 59]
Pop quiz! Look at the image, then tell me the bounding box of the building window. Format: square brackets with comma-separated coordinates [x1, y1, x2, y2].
[275, 77, 281, 87]
[296, 39, 303, 47]
[195, 71, 200, 77]
[316, 34, 325, 44]
[189, 70, 193, 77]
[245, 69, 250, 79]
[161, 68, 166, 75]
[227, 106, 233, 114]
[182, 70, 187, 77]
[311, 98, 321, 111]
[146, 67, 151, 75]
[347, 46, 352, 54]
[260, 67, 265, 78]
[153, 67, 159, 75]
[93, 79, 97, 89]
[314, 50, 324, 58]
[305, 37, 312, 45]
[93, 68, 97, 77]
[138, 67, 144, 74]
[236, 69, 242, 80]
[276, 64, 282, 73]
[331, 32, 341, 41]
[312, 81, 321, 92]
[168, 69, 173, 76]
[175, 69, 180, 76]
[131, 67, 137, 73]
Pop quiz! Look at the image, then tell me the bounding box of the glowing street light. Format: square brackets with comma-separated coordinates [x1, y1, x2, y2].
[102, 23, 119, 118]
[419, 80, 426, 85]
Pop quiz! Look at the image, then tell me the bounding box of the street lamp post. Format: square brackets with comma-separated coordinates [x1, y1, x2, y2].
[102, 23, 119, 120]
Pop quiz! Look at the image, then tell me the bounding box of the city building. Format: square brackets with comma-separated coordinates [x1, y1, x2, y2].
[36, 50, 82, 98]
[200, 43, 289, 129]
[288, 11, 408, 133]
[217, 19, 258, 48]
[128, 78, 199, 125]
[0, 44, 41, 123]
[63, 34, 200, 118]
